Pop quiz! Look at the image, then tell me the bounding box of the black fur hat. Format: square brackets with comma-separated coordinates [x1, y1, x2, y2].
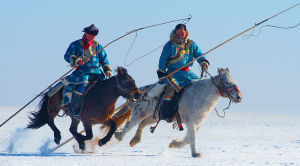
[82, 24, 99, 36]
[175, 24, 187, 31]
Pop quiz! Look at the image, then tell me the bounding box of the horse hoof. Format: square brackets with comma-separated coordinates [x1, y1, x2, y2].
[98, 139, 107, 146]
[129, 140, 137, 147]
[114, 132, 122, 141]
[54, 138, 60, 145]
[192, 152, 202, 158]
[79, 142, 85, 150]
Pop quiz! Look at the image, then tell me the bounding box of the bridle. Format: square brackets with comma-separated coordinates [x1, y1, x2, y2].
[114, 75, 137, 100]
[205, 70, 240, 99]
[205, 70, 240, 118]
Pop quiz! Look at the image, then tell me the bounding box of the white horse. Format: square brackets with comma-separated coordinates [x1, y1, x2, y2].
[113, 68, 242, 157]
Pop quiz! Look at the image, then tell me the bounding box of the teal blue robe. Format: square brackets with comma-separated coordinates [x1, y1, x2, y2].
[158, 39, 207, 91]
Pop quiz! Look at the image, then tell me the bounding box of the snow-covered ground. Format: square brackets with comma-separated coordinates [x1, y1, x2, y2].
[0, 106, 299, 166]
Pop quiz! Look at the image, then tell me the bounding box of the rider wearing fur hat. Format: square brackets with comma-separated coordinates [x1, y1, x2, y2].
[157, 24, 209, 122]
[62, 24, 112, 117]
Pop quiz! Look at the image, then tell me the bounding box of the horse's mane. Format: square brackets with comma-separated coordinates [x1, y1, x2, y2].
[93, 67, 128, 89]
[93, 76, 115, 89]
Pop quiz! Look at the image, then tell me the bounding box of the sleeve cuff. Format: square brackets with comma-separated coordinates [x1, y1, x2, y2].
[103, 64, 112, 72]
[70, 55, 78, 67]
[156, 69, 167, 73]
[200, 59, 210, 66]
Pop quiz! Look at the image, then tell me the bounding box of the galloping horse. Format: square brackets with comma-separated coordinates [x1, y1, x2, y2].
[27, 67, 141, 150]
[113, 68, 242, 157]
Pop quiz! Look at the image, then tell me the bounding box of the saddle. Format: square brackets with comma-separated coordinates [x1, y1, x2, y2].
[151, 84, 190, 133]
[48, 74, 102, 98]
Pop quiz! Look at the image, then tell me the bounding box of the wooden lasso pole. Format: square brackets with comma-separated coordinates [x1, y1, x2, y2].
[0, 17, 191, 129]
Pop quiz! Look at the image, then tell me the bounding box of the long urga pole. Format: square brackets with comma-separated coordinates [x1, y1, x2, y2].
[0, 16, 192, 128]
[111, 2, 300, 121]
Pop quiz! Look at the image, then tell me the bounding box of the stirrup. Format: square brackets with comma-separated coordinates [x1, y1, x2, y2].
[150, 121, 160, 133]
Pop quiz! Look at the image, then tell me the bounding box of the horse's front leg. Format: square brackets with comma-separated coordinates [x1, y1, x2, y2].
[98, 119, 117, 146]
[69, 118, 86, 150]
[130, 115, 156, 147]
[187, 123, 201, 157]
[82, 120, 93, 140]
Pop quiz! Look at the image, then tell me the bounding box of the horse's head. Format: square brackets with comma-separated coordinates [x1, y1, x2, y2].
[215, 68, 242, 103]
[114, 67, 141, 102]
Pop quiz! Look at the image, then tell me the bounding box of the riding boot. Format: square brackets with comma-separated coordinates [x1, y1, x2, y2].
[159, 100, 173, 122]
[69, 93, 84, 118]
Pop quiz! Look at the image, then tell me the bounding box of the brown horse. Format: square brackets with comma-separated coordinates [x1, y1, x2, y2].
[27, 67, 141, 150]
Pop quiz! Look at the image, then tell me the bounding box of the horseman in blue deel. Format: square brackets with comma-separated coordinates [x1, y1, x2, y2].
[61, 24, 112, 117]
[157, 24, 210, 122]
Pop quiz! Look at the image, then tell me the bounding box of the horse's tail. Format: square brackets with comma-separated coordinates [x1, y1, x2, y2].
[27, 93, 49, 129]
[110, 105, 133, 128]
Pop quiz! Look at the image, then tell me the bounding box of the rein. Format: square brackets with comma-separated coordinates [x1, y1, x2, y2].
[205, 70, 236, 118]
[114, 75, 136, 100]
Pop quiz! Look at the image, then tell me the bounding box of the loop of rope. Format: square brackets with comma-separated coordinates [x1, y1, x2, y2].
[204, 70, 232, 118]
[243, 21, 300, 39]
[124, 43, 165, 66]
[123, 32, 138, 65]
[123, 15, 192, 66]
[214, 99, 232, 118]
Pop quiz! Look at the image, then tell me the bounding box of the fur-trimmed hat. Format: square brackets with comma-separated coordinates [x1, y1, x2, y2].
[82, 24, 99, 36]
[175, 24, 187, 31]
[170, 28, 189, 45]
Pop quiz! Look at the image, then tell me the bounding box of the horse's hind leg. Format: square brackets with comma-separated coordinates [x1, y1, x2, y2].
[130, 115, 156, 147]
[69, 118, 86, 150]
[169, 135, 189, 149]
[115, 108, 151, 141]
[47, 89, 63, 144]
[98, 119, 117, 146]
[47, 117, 61, 145]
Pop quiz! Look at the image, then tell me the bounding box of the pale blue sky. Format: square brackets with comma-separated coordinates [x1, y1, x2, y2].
[0, 0, 299, 115]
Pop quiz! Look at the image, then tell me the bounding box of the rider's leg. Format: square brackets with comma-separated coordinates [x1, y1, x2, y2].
[61, 71, 86, 110]
[69, 83, 87, 117]
[160, 84, 176, 122]
[61, 84, 76, 109]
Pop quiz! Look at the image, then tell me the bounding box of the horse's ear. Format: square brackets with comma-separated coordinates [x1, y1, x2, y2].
[117, 67, 127, 75]
[117, 67, 123, 75]
[122, 67, 128, 74]
[226, 68, 230, 73]
[218, 68, 223, 74]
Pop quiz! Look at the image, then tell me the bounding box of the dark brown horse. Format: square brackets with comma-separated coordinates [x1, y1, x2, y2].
[27, 67, 140, 150]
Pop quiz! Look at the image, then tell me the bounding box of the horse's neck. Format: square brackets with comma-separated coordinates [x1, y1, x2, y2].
[94, 77, 120, 104]
[187, 77, 221, 110]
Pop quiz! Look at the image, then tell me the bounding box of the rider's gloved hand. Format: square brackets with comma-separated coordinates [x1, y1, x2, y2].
[156, 70, 168, 79]
[105, 71, 112, 77]
[200, 59, 210, 70]
[75, 58, 84, 66]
